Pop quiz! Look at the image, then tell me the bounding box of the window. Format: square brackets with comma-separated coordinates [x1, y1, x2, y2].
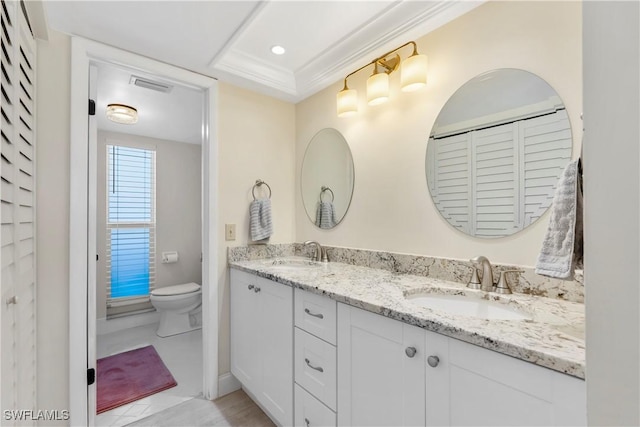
[106, 145, 156, 307]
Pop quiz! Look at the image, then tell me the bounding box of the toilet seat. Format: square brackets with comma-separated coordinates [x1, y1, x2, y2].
[151, 282, 200, 297]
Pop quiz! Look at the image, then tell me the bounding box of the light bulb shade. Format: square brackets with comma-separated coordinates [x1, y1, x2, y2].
[337, 88, 358, 117]
[367, 72, 389, 106]
[400, 54, 428, 92]
[106, 103, 138, 124]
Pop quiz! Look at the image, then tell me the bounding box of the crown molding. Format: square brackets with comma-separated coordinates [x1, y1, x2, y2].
[294, 1, 484, 102]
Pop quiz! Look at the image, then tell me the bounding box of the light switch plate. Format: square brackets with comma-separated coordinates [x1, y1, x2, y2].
[225, 224, 236, 241]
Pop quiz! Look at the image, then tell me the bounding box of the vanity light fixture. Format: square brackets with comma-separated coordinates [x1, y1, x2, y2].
[337, 41, 427, 117]
[106, 103, 138, 124]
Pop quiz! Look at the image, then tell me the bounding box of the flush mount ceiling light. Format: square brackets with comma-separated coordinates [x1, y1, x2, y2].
[271, 45, 286, 55]
[106, 103, 138, 124]
[337, 41, 427, 117]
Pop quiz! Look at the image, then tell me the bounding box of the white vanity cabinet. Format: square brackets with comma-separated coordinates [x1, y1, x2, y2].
[230, 269, 293, 426]
[425, 336, 586, 426]
[337, 303, 427, 426]
[336, 302, 586, 427]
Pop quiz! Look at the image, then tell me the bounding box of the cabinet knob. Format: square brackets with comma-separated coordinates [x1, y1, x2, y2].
[5, 296, 17, 305]
[405, 347, 417, 358]
[254, 287, 261, 293]
[248, 284, 254, 290]
[427, 355, 440, 367]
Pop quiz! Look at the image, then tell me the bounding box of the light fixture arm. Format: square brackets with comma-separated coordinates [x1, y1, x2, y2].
[342, 41, 420, 87]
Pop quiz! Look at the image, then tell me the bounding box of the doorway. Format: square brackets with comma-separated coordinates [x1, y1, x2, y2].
[69, 38, 219, 426]
[93, 60, 205, 425]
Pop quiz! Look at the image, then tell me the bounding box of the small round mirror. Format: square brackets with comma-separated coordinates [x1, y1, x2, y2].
[426, 69, 573, 238]
[301, 128, 354, 229]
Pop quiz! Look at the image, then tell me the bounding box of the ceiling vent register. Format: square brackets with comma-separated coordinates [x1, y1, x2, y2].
[129, 76, 173, 93]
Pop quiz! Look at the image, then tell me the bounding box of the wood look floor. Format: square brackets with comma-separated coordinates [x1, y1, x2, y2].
[126, 390, 275, 427]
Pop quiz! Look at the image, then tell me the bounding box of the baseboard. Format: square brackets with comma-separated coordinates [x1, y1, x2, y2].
[97, 311, 160, 335]
[218, 372, 241, 397]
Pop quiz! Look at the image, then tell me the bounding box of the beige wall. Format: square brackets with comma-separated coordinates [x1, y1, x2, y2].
[36, 30, 70, 424]
[295, 1, 582, 267]
[96, 131, 202, 320]
[217, 82, 296, 375]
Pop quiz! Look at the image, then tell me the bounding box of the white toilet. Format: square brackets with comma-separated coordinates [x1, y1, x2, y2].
[150, 282, 202, 337]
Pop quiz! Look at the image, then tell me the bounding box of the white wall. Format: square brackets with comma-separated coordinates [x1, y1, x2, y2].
[583, 2, 640, 425]
[35, 29, 70, 425]
[96, 131, 202, 320]
[217, 82, 296, 376]
[295, 1, 582, 267]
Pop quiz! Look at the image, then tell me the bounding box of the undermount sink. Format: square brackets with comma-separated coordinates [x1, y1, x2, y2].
[407, 293, 530, 320]
[264, 257, 322, 270]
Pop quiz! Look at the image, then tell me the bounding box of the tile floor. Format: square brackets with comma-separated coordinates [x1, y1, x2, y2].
[95, 323, 203, 427]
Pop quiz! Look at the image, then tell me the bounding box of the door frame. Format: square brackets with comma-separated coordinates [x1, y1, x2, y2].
[69, 37, 219, 426]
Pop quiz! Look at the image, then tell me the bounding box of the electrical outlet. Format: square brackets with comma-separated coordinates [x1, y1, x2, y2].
[225, 224, 236, 241]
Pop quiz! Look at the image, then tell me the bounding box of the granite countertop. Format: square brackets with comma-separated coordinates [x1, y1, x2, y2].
[229, 257, 585, 379]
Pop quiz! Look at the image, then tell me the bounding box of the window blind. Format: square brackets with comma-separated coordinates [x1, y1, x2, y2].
[106, 145, 156, 306]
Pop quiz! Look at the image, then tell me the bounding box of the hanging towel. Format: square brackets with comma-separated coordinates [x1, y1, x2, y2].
[315, 201, 337, 229]
[250, 198, 273, 241]
[535, 159, 583, 279]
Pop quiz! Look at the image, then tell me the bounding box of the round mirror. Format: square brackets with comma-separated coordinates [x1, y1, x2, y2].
[426, 69, 572, 238]
[301, 128, 354, 229]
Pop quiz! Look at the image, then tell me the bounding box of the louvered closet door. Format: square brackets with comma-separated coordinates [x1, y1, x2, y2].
[428, 133, 473, 234]
[1, 0, 37, 418]
[520, 110, 572, 227]
[471, 122, 519, 237]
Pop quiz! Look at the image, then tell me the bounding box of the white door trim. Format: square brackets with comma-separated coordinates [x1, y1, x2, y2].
[69, 37, 219, 426]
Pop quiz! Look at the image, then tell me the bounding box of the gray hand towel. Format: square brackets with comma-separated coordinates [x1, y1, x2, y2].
[250, 198, 273, 241]
[315, 201, 337, 229]
[535, 159, 583, 279]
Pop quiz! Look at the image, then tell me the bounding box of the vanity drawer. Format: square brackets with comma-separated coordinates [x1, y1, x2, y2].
[295, 288, 337, 345]
[295, 384, 336, 427]
[295, 327, 337, 411]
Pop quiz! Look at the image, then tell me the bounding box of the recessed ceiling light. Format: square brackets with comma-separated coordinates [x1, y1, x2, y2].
[271, 45, 286, 55]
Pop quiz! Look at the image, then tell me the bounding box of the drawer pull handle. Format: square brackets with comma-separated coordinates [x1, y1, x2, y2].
[428, 355, 440, 368]
[305, 358, 324, 373]
[304, 308, 324, 319]
[248, 284, 254, 290]
[405, 346, 417, 358]
[305, 418, 310, 427]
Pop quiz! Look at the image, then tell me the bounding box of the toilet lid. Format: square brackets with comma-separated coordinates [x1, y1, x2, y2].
[151, 282, 201, 296]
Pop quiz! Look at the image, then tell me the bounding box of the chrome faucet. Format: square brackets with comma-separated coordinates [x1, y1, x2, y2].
[303, 240, 327, 262]
[468, 256, 494, 292]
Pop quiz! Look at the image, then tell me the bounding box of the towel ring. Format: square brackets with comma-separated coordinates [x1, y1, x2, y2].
[252, 179, 272, 200]
[320, 186, 334, 202]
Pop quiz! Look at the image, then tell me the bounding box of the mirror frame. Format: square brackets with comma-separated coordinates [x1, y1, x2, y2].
[426, 68, 573, 238]
[300, 128, 355, 229]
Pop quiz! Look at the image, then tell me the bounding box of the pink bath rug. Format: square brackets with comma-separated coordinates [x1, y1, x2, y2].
[96, 345, 177, 414]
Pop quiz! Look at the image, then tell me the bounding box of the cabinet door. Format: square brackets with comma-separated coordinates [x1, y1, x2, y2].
[337, 303, 426, 426]
[258, 276, 293, 426]
[426, 335, 586, 426]
[230, 270, 261, 392]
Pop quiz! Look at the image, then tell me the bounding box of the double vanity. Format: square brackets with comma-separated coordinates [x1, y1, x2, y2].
[229, 244, 586, 427]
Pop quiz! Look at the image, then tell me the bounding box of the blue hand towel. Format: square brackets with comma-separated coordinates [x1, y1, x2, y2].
[250, 198, 273, 241]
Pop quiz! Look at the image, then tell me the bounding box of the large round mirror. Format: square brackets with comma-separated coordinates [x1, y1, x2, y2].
[426, 69, 572, 238]
[301, 128, 354, 229]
